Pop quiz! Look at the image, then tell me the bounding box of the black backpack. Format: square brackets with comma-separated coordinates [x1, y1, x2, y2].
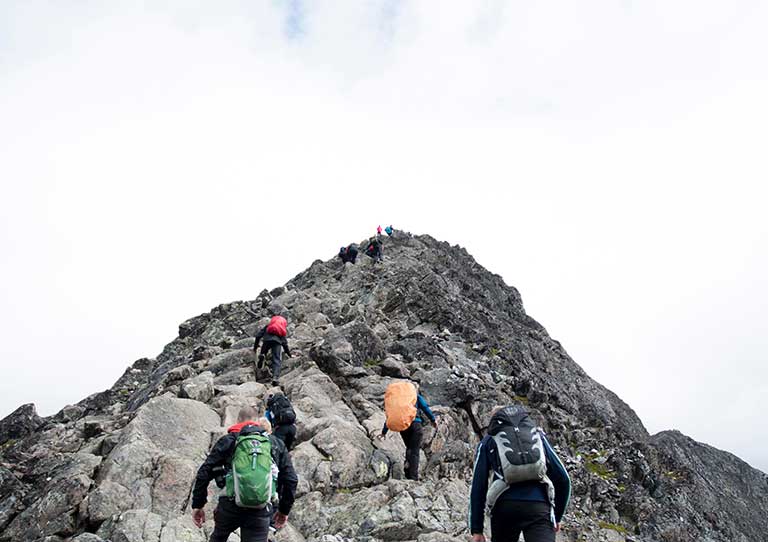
[267, 393, 296, 426]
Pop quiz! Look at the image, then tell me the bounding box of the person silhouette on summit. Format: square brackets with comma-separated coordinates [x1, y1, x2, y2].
[191, 407, 298, 542]
[468, 404, 571, 542]
[385, 225, 394, 237]
[254, 314, 291, 386]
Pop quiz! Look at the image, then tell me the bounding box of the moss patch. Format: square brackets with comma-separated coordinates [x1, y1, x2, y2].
[598, 521, 629, 535]
[584, 452, 615, 479]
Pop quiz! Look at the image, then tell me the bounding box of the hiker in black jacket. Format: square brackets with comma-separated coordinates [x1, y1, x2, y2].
[339, 243, 358, 264]
[364, 237, 383, 263]
[254, 316, 291, 386]
[265, 392, 297, 450]
[191, 407, 298, 542]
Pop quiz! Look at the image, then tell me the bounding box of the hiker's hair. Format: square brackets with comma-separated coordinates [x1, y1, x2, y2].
[237, 406, 258, 423]
[257, 417, 272, 434]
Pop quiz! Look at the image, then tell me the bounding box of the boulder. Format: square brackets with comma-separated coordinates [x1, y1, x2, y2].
[179, 372, 215, 403]
[97, 509, 163, 542]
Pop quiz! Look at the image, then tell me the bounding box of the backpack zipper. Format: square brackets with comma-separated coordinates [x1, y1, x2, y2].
[513, 426, 524, 461]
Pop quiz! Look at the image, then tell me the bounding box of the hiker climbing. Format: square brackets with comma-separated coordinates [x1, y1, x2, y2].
[377, 381, 438, 481]
[364, 237, 383, 263]
[338, 243, 358, 264]
[265, 392, 297, 450]
[254, 313, 291, 386]
[385, 225, 394, 236]
[191, 407, 298, 542]
[377, 225, 383, 238]
[468, 404, 571, 542]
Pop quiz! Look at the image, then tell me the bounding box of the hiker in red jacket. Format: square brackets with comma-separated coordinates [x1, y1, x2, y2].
[254, 315, 291, 386]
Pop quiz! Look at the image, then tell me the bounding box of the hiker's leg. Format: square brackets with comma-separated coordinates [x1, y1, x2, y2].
[407, 422, 423, 480]
[238, 506, 271, 542]
[400, 424, 423, 480]
[489, 500, 524, 542]
[518, 502, 556, 542]
[209, 499, 240, 542]
[260, 343, 270, 357]
[270, 343, 283, 380]
[273, 424, 296, 450]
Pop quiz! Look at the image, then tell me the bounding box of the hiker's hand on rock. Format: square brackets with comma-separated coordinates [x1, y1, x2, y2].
[192, 508, 205, 528]
[471, 534, 485, 542]
[274, 511, 288, 529]
[554, 523, 561, 532]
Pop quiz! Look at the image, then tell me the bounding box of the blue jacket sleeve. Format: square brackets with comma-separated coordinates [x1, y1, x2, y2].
[469, 437, 491, 534]
[265, 410, 273, 424]
[542, 434, 571, 523]
[416, 395, 436, 423]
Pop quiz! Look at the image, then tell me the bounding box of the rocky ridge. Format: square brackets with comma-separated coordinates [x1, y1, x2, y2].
[1, 231, 767, 542]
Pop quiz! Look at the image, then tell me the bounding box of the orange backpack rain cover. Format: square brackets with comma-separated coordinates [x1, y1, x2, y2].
[266, 316, 288, 337]
[384, 381, 417, 432]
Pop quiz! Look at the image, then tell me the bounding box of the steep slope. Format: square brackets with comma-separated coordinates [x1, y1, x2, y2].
[1, 232, 766, 542]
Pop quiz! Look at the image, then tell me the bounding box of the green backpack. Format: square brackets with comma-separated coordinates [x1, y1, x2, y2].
[225, 429, 276, 508]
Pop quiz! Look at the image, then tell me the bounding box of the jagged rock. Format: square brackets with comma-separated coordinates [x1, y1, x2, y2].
[0, 403, 43, 444]
[179, 371, 215, 403]
[3, 452, 100, 540]
[58, 404, 86, 423]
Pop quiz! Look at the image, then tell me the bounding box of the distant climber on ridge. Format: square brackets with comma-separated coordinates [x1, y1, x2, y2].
[385, 225, 394, 236]
[377, 381, 438, 481]
[468, 404, 571, 542]
[191, 407, 298, 542]
[254, 314, 291, 386]
[338, 243, 358, 264]
[265, 392, 297, 450]
[364, 237, 383, 263]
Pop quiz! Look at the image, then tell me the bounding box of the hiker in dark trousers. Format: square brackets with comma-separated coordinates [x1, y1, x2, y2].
[468, 405, 571, 542]
[339, 243, 358, 264]
[266, 392, 297, 450]
[254, 316, 291, 386]
[191, 407, 298, 542]
[365, 237, 383, 263]
[378, 393, 438, 481]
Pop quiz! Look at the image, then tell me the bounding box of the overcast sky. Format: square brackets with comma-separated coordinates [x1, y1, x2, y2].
[1, 1, 766, 473]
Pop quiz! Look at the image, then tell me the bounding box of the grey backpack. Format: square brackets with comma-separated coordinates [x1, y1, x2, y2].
[485, 405, 549, 513]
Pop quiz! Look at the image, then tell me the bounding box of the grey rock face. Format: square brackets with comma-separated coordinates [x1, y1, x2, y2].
[0, 403, 43, 444]
[179, 371, 215, 403]
[0, 232, 765, 542]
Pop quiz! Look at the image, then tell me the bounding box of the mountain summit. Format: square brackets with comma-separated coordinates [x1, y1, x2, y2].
[1, 231, 766, 542]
